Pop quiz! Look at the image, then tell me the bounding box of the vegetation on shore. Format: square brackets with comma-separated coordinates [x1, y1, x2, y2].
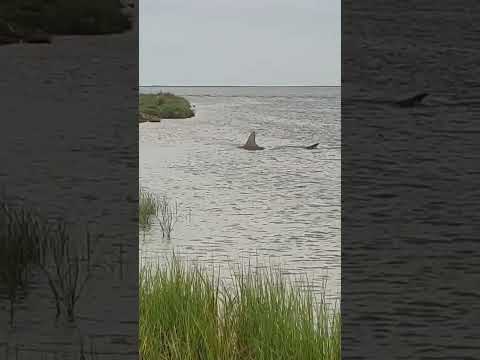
[0, 0, 132, 44]
[139, 93, 195, 122]
[140, 256, 341, 360]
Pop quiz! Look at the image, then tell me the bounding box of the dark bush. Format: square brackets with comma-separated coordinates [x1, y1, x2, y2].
[0, 0, 132, 36]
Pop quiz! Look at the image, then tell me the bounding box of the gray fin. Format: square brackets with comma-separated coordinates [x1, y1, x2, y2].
[242, 131, 264, 150]
[305, 143, 319, 150]
[396, 92, 429, 107]
[244, 131, 257, 147]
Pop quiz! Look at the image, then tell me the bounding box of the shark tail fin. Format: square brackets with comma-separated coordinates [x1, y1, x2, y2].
[305, 143, 319, 150]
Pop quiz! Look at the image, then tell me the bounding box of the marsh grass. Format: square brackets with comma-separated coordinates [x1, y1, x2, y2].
[139, 189, 179, 239]
[0, 199, 100, 325]
[156, 195, 179, 239]
[38, 223, 97, 322]
[139, 93, 195, 120]
[140, 256, 341, 360]
[0, 202, 49, 325]
[229, 266, 341, 360]
[139, 188, 159, 233]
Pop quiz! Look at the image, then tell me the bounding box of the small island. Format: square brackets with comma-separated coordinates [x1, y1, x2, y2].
[1, 1, 133, 45]
[139, 93, 195, 123]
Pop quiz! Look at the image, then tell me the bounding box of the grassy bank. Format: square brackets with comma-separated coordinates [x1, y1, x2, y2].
[140, 257, 341, 360]
[139, 93, 195, 122]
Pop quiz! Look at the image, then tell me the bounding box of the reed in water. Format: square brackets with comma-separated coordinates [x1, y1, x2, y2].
[139, 188, 159, 232]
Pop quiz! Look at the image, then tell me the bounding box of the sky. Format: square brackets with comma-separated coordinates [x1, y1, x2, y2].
[139, 0, 340, 86]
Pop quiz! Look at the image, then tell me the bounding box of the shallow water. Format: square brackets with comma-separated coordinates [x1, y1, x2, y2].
[140, 86, 341, 301]
[0, 33, 137, 359]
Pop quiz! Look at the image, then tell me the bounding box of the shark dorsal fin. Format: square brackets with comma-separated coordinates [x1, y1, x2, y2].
[244, 131, 257, 147]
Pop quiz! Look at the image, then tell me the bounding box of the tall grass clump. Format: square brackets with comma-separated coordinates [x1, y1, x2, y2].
[38, 223, 96, 322]
[229, 266, 341, 360]
[140, 259, 231, 360]
[140, 256, 341, 360]
[139, 189, 179, 239]
[139, 188, 159, 233]
[0, 201, 49, 325]
[157, 195, 179, 239]
[0, 198, 100, 324]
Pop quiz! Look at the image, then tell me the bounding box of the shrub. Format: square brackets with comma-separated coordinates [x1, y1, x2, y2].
[139, 93, 195, 121]
[0, 0, 132, 36]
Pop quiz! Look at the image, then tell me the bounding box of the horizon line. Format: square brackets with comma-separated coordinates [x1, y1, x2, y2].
[139, 84, 341, 87]
[139, 84, 341, 88]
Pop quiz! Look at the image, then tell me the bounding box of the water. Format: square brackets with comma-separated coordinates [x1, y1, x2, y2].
[0, 33, 137, 359]
[139, 86, 341, 301]
[342, 1, 480, 358]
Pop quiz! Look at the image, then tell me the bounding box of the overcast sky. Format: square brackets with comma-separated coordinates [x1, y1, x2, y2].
[139, 0, 340, 86]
